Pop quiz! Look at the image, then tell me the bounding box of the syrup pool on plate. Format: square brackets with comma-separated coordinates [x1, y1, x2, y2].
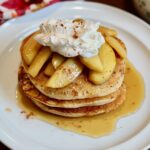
[16, 60, 144, 137]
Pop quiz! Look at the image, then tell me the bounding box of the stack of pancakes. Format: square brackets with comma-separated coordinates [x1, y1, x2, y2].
[18, 32, 126, 117]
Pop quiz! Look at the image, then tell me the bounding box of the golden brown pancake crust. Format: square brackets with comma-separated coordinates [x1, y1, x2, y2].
[23, 58, 125, 100]
[18, 66, 124, 108]
[18, 66, 126, 117]
[32, 85, 126, 117]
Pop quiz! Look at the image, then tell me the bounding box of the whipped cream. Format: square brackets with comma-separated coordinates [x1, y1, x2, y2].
[35, 19, 105, 57]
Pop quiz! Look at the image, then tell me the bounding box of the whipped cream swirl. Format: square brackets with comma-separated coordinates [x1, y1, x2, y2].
[35, 19, 105, 57]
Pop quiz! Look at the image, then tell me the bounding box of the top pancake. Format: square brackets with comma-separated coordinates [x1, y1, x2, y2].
[26, 58, 125, 100]
[18, 65, 124, 108]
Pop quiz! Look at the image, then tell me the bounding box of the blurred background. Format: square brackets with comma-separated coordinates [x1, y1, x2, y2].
[0, 0, 150, 25]
[0, 0, 149, 149]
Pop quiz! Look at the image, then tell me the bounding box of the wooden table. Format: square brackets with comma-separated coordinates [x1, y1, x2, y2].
[0, 0, 143, 149]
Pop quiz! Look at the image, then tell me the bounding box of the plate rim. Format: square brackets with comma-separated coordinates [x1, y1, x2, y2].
[1, 1, 150, 29]
[0, 1, 150, 150]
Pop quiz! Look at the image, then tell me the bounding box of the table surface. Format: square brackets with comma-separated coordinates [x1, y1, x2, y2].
[0, 0, 146, 149]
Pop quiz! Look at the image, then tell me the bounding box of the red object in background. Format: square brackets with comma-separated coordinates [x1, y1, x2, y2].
[0, 0, 60, 25]
[0, 11, 4, 25]
[2, 0, 29, 15]
[0, 11, 3, 18]
[1, 0, 59, 9]
[2, 0, 28, 9]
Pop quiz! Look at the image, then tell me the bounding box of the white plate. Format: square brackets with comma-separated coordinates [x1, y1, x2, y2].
[0, 1, 150, 150]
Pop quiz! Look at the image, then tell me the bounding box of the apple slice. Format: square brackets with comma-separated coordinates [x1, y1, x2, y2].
[89, 43, 116, 84]
[22, 32, 42, 65]
[28, 47, 52, 77]
[46, 58, 83, 88]
[105, 36, 126, 58]
[80, 55, 103, 72]
[52, 53, 65, 69]
[98, 26, 117, 37]
[44, 62, 55, 76]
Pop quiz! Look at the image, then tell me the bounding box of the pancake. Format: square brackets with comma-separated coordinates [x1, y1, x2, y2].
[18, 66, 124, 108]
[26, 58, 125, 100]
[31, 85, 126, 117]
[20, 33, 126, 100]
[18, 29, 127, 117]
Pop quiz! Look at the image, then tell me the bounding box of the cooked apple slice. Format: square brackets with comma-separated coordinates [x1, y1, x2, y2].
[22, 32, 42, 65]
[105, 36, 126, 58]
[44, 62, 55, 76]
[98, 26, 117, 37]
[89, 43, 116, 84]
[80, 55, 103, 72]
[114, 36, 127, 52]
[52, 53, 65, 69]
[46, 58, 83, 88]
[28, 47, 52, 77]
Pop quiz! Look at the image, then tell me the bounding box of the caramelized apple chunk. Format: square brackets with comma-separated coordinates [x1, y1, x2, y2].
[80, 55, 103, 72]
[52, 53, 65, 69]
[46, 58, 83, 88]
[44, 62, 55, 76]
[98, 26, 117, 37]
[105, 36, 126, 58]
[28, 47, 52, 77]
[89, 43, 116, 84]
[22, 32, 42, 65]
